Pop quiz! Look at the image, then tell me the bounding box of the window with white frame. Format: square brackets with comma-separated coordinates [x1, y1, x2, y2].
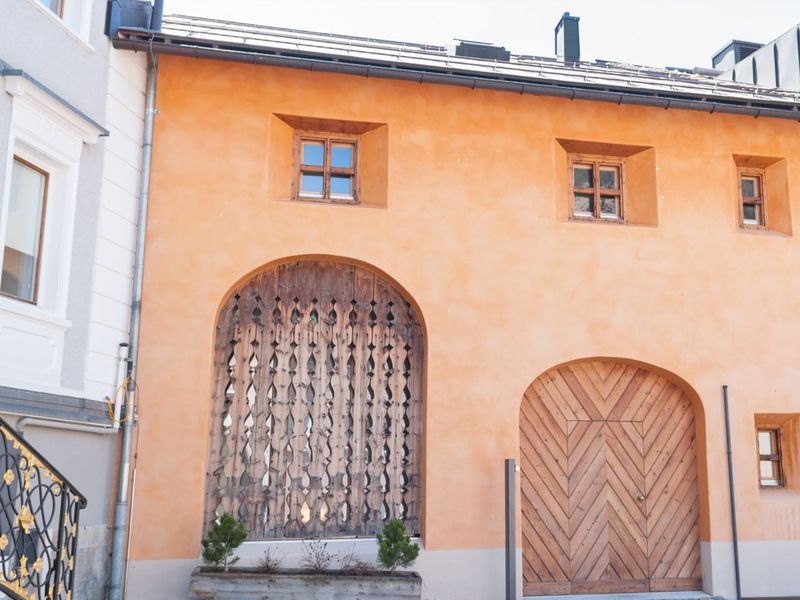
[1, 157, 48, 303]
[25, 0, 93, 43]
[0, 72, 104, 390]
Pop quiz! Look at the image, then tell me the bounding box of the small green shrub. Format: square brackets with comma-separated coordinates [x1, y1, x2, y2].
[201, 513, 247, 572]
[376, 519, 419, 572]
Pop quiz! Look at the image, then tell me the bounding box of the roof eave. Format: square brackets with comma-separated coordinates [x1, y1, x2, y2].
[113, 28, 800, 122]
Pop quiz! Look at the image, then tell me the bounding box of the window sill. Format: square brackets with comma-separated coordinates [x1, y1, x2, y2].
[0, 295, 70, 330]
[560, 218, 658, 229]
[295, 195, 359, 206]
[22, 0, 94, 54]
[277, 197, 386, 209]
[758, 488, 800, 502]
[736, 226, 792, 238]
[568, 216, 627, 225]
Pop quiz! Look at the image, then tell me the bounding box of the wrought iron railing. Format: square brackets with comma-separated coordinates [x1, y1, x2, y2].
[0, 417, 86, 600]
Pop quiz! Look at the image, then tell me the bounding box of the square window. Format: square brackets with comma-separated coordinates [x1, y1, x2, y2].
[600, 195, 620, 219]
[330, 175, 353, 198]
[742, 203, 760, 224]
[573, 193, 594, 216]
[1, 158, 47, 303]
[741, 177, 758, 198]
[301, 141, 324, 167]
[570, 156, 624, 222]
[331, 144, 354, 169]
[599, 167, 619, 190]
[573, 165, 593, 189]
[295, 134, 357, 203]
[300, 173, 324, 196]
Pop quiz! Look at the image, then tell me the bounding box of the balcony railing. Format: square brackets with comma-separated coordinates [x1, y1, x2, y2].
[0, 417, 86, 600]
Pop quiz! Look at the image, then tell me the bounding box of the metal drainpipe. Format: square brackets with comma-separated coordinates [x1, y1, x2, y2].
[722, 385, 743, 600]
[505, 459, 517, 600]
[107, 50, 158, 600]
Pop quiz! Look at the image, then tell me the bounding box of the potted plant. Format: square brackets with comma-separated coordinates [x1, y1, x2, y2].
[190, 517, 422, 599]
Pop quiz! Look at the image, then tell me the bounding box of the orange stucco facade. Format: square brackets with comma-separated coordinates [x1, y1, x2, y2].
[130, 53, 800, 587]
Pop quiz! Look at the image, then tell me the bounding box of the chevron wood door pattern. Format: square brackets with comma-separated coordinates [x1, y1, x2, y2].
[520, 360, 701, 595]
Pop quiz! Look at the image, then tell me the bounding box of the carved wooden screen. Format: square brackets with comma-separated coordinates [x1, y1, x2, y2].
[206, 261, 423, 538]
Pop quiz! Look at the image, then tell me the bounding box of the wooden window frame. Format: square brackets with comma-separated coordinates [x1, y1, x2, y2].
[0, 156, 49, 305]
[756, 427, 784, 488]
[568, 154, 626, 222]
[738, 167, 767, 229]
[292, 131, 359, 204]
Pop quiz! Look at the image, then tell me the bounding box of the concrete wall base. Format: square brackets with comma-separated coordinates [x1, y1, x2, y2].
[189, 568, 421, 599]
[73, 525, 111, 600]
[702, 540, 800, 599]
[126, 539, 800, 600]
[127, 541, 507, 600]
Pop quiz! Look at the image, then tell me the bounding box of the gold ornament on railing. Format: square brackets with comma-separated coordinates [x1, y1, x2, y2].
[16, 505, 34, 534]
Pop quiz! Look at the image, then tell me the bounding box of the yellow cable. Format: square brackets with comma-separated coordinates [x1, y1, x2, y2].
[106, 377, 133, 424]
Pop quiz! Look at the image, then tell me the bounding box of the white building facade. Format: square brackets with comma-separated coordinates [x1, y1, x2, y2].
[0, 0, 146, 596]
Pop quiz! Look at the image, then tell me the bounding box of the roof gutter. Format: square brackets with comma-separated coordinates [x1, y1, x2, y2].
[113, 31, 800, 122]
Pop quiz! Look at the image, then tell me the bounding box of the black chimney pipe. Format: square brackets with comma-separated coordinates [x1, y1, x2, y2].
[150, 0, 163, 30]
[105, 0, 156, 37]
[555, 12, 580, 63]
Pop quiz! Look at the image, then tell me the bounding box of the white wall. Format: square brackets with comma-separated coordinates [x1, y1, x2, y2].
[83, 47, 146, 402]
[0, 0, 146, 405]
[0, 3, 146, 599]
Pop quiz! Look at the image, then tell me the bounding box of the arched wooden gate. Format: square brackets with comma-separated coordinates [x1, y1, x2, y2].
[520, 359, 701, 595]
[206, 260, 423, 539]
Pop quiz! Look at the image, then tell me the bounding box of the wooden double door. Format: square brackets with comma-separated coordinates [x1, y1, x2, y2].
[520, 360, 701, 595]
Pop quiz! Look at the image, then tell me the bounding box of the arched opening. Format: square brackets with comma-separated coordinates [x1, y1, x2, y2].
[520, 358, 705, 595]
[205, 259, 424, 539]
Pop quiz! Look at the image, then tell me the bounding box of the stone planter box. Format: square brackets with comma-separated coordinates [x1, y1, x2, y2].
[189, 566, 422, 599]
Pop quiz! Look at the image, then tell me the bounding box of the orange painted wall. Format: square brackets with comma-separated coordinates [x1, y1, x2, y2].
[130, 54, 800, 560]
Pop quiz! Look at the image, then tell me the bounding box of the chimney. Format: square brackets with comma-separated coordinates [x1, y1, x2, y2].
[555, 12, 580, 63]
[105, 0, 161, 37]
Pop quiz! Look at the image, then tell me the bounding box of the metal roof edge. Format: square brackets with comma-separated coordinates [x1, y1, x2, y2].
[112, 30, 800, 123]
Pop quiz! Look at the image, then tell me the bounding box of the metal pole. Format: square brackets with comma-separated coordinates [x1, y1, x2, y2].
[722, 385, 742, 600]
[505, 458, 517, 600]
[107, 50, 158, 600]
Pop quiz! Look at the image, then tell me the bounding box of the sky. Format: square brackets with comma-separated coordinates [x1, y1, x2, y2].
[164, 1, 800, 69]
